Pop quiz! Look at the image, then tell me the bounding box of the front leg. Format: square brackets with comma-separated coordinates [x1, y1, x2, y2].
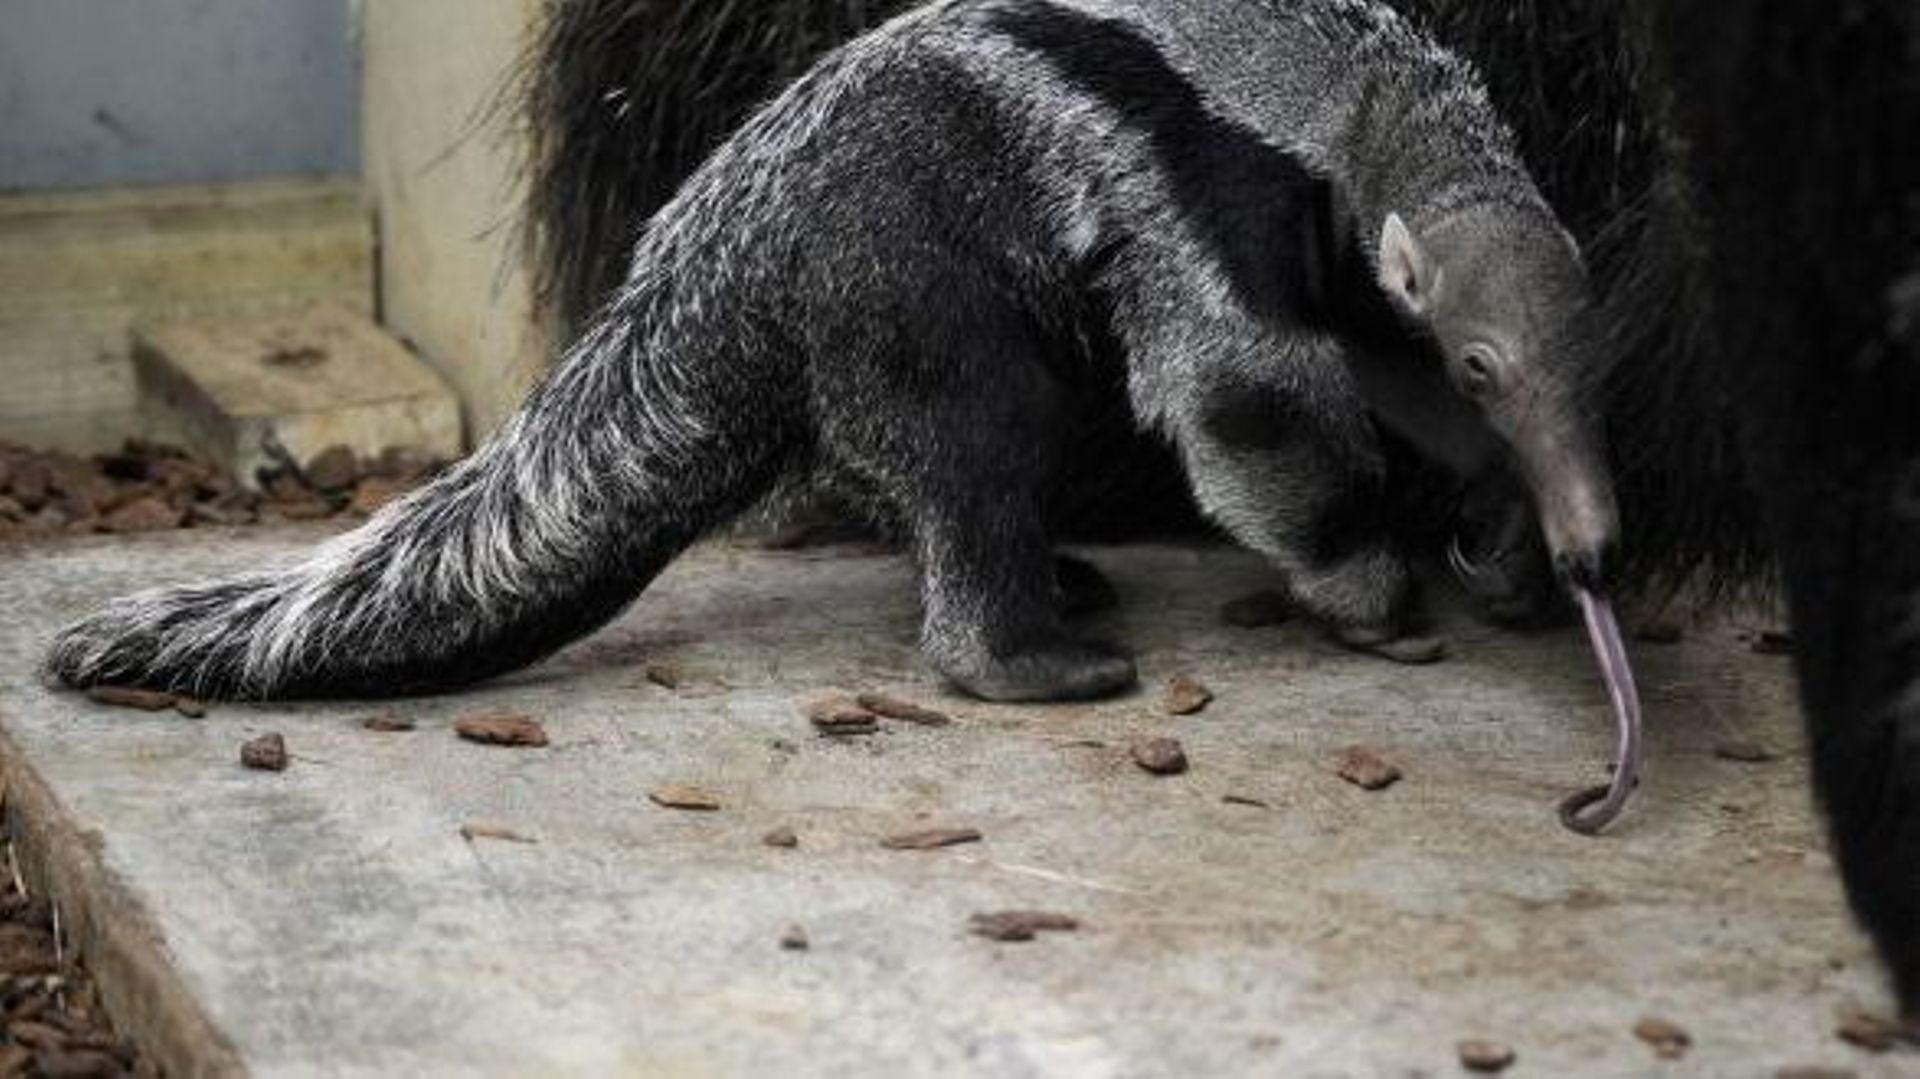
[1152, 332, 1438, 659]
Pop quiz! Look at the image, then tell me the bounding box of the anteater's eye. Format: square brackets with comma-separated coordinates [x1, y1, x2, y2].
[1457, 346, 1499, 395]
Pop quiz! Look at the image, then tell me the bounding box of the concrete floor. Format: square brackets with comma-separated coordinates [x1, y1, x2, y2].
[0, 527, 1907, 1076]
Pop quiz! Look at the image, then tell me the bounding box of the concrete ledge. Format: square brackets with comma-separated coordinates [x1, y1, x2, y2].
[134, 303, 463, 485]
[0, 723, 245, 1077]
[0, 178, 372, 454]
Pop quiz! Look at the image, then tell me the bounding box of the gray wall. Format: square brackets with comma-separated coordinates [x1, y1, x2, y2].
[0, 0, 357, 191]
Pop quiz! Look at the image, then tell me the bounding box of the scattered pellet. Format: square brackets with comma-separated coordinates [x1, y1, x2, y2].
[1163, 675, 1214, 716]
[1331, 746, 1402, 791]
[1222, 794, 1270, 808]
[173, 697, 208, 719]
[969, 911, 1079, 942]
[648, 785, 722, 811]
[1220, 590, 1293, 629]
[880, 826, 981, 850]
[855, 691, 951, 726]
[779, 924, 810, 951]
[1835, 1010, 1910, 1052]
[460, 823, 536, 844]
[1456, 1041, 1516, 1073]
[454, 712, 549, 748]
[1633, 1016, 1692, 1060]
[762, 826, 799, 849]
[302, 445, 360, 492]
[1714, 740, 1780, 763]
[240, 733, 288, 772]
[1131, 737, 1189, 776]
[645, 664, 682, 690]
[361, 714, 416, 732]
[84, 685, 177, 712]
[808, 697, 879, 735]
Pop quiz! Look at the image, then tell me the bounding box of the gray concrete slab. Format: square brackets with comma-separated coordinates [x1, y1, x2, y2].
[0, 528, 1905, 1076]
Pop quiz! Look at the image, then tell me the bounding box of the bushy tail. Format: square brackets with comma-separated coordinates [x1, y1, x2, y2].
[46, 321, 779, 700]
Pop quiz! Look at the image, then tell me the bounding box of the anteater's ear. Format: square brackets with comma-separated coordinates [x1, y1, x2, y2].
[1377, 212, 1440, 317]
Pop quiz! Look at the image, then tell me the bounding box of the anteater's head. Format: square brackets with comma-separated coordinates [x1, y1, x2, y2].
[1375, 206, 1619, 591]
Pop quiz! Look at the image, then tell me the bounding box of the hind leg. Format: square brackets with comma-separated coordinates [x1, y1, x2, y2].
[814, 314, 1136, 702]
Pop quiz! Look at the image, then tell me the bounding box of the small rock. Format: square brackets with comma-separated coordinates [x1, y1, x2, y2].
[454, 712, 549, 748]
[460, 823, 536, 844]
[1163, 675, 1214, 716]
[84, 685, 178, 712]
[969, 911, 1080, 942]
[1633, 1016, 1692, 1059]
[880, 826, 981, 850]
[240, 733, 288, 772]
[855, 691, 951, 726]
[1835, 1009, 1910, 1052]
[173, 697, 208, 719]
[807, 696, 879, 736]
[1220, 590, 1293, 628]
[1457, 1040, 1516, 1073]
[648, 784, 722, 811]
[1331, 746, 1402, 791]
[779, 923, 810, 951]
[645, 664, 682, 690]
[762, 825, 799, 848]
[303, 445, 360, 492]
[1715, 740, 1781, 763]
[1131, 736, 1189, 776]
[361, 714, 416, 732]
[1752, 630, 1796, 656]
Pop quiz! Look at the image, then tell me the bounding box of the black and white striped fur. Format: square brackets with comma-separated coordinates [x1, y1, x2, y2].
[47, 0, 1607, 702]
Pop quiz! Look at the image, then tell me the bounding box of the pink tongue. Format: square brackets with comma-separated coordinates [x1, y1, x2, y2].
[1559, 587, 1645, 835]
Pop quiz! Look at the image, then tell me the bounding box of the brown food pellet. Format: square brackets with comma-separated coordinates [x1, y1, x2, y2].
[303, 445, 360, 492]
[1714, 740, 1780, 763]
[173, 697, 208, 719]
[1131, 736, 1190, 776]
[779, 923, 810, 951]
[84, 685, 178, 712]
[648, 784, 722, 811]
[1633, 1016, 1692, 1059]
[454, 712, 549, 747]
[1332, 746, 1403, 791]
[240, 733, 288, 772]
[855, 691, 951, 726]
[361, 714, 416, 732]
[460, 823, 536, 844]
[880, 826, 982, 850]
[762, 826, 799, 849]
[1220, 590, 1293, 628]
[1835, 1010, 1910, 1052]
[98, 496, 184, 534]
[1163, 675, 1214, 716]
[1456, 1041, 1516, 1073]
[645, 664, 682, 690]
[807, 697, 879, 735]
[1222, 794, 1270, 808]
[969, 910, 1080, 942]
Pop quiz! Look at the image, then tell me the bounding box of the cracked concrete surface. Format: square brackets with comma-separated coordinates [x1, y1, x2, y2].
[0, 526, 1907, 1075]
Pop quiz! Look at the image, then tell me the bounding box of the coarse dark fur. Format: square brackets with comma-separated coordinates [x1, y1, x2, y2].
[47, 0, 1610, 704]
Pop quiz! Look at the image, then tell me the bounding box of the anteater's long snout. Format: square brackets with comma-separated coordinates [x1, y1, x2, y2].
[1512, 422, 1621, 593]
